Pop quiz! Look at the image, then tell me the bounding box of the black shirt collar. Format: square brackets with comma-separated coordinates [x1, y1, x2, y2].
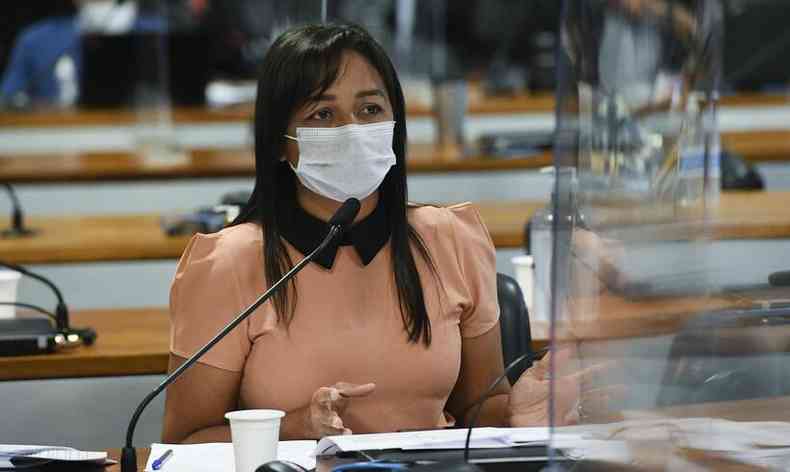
[279, 198, 390, 269]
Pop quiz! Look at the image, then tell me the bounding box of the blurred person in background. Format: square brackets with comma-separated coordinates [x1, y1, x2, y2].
[0, 0, 179, 108]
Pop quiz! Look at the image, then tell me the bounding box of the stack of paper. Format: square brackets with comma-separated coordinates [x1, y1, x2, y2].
[144, 441, 317, 472]
[0, 445, 109, 469]
[314, 427, 582, 456]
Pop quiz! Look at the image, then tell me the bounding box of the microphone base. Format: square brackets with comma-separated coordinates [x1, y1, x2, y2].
[121, 446, 137, 472]
[0, 226, 36, 239]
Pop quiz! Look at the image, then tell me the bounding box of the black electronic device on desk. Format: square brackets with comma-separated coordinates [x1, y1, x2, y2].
[359, 445, 571, 472]
[477, 131, 554, 158]
[0, 262, 96, 356]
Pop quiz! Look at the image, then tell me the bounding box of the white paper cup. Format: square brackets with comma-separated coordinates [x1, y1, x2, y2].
[225, 409, 285, 472]
[511, 255, 535, 316]
[0, 270, 22, 319]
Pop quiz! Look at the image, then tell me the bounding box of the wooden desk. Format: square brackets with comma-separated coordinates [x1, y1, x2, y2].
[0, 92, 784, 127]
[0, 308, 169, 381]
[0, 306, 552, 381]
[2, 192, 789, 265]
[0, 128, 786, 184]
[0, 92, 557, 128]
[0, 201, 544, 264]
[0, 146, 553, 184]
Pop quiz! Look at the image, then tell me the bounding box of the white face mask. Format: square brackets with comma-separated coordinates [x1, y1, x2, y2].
[285, 121, 397, 202]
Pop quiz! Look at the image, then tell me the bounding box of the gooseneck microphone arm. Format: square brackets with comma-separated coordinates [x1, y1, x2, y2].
[0, 261, 69, 331]
[2, 184, 35, 238]
[121, 198, 360, 472]
[463, 347, 549, 463]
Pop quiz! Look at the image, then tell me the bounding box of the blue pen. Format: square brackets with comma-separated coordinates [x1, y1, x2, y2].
[152, 449, 173, 470]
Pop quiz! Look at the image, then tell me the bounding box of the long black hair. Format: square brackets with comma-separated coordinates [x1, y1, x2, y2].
[232, 23, 436, 346]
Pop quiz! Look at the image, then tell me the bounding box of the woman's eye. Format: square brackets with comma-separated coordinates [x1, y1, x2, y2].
[361, 104, 383, 116]
[309, 109, 333, 121]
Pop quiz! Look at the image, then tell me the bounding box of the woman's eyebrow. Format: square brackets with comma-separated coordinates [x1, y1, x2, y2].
[356, 89, 385, 99]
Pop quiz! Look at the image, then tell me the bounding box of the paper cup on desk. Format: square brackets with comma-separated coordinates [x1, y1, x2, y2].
[511, 255, 535, 316]
[0, 270, 22, 319]
[225, 409, 285, 472]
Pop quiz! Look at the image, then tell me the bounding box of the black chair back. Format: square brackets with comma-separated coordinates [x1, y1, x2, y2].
[496, 273, 534, 385]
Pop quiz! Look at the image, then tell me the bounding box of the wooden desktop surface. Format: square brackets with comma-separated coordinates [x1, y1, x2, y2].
[0, 146, 553, 184]
[0, 308, 169, 381]
[1, 192, 789, 265]
[0, 92, 784, 128]
[0, 128, 787, 184]
[3, 284, 788, 381]
[0, 200, 544, 264]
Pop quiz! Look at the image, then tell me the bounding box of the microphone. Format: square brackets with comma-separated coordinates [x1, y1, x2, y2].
[2, 184, 36, 239]
[462, 348, 549, 464]
[0, 262, 69, 333]
[328, 197, 361, 227]
[0, 261, 97, 352]
[121, 198, 361, 472]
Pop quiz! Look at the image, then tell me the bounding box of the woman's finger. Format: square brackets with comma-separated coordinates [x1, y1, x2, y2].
[335, 382, 376, 398]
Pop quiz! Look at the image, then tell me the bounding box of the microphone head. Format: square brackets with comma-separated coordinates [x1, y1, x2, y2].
[328, 198, 361, 228]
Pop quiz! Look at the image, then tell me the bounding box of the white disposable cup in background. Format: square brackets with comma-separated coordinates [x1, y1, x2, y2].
[511, 255, 535, 316]
[0, 270, 22, 319]
[225, 409, 285, 472]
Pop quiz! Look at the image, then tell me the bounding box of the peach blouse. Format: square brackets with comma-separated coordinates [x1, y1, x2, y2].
[169, 202, 499, 433]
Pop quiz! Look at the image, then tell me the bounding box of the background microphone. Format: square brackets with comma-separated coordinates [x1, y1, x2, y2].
[0, 261, 97, 350]
[0, 261, 69, 333]
[2, 184, 36, 239]
[121, 198, 361, 472]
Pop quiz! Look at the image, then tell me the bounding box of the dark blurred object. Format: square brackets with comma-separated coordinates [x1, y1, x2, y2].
[160, 206, 237, 236]
[496, 273, 534, 384]
[528, 31, 557, 91]
[720, 149, 764, 190]
[0, 318, 61, 357]
[657, 302, 790, 407]
[79, 32, 211, 108]
[2, 184, 36, 239]
[769, 271, 790, 287]
[161, 190, 251, 236]
[0, 0, 76, 74]
[478, 131, 554, 158]
[220, 189, 252, 207]
[723, 0, 790, 92]
[470, 0, 560, 92]
[202, 0, 319, 80]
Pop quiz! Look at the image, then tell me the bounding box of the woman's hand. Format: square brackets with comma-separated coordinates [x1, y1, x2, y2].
[507, 349, 623, 427]
[307, 382, 376, 438]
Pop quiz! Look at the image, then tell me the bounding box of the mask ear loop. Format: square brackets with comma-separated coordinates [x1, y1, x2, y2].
[282, 134, 298, 163]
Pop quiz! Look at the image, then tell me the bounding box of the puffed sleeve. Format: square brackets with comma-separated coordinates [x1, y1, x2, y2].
[169, 231, 252, 372]
[447, 203, 500, 338]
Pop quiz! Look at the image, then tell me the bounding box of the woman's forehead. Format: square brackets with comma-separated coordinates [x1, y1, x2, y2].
[324, 51, 387, 95]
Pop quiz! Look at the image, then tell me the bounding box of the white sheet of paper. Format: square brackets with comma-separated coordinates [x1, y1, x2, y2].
[144, 441, 317, 472]
[315, 428, 520, 455]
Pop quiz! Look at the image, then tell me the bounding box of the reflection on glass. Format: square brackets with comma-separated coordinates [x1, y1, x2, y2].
[548, 1, 790, 470]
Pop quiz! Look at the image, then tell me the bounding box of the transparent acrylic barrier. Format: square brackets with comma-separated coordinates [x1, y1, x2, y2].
[548, 1, 790, 470]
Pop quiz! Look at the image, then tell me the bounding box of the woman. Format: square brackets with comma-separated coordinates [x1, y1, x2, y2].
[162, 23, 583, 443]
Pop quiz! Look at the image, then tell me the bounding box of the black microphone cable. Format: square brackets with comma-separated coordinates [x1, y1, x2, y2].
[463, 347, 549, 463]
[0, 301, 57, 322]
